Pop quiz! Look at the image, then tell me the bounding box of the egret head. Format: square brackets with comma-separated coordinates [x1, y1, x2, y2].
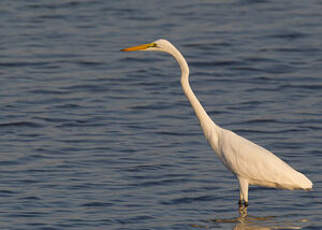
[121, 39, 174, 53]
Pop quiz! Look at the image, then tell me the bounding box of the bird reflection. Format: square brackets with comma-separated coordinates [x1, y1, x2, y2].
[212, 206, 269, 224]
[238, 205, 248, 219]
[199, 206, 309, 230]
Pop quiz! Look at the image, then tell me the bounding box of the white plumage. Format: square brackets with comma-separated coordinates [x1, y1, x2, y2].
[121, 39, 313, 206]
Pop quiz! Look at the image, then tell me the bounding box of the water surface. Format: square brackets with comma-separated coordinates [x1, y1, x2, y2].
[0, 0, 322, 229]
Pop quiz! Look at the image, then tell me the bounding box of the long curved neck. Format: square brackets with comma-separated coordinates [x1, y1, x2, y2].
[168, 47, 220, 138]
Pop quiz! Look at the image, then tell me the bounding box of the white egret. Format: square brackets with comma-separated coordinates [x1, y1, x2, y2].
[121, 39, 313, 206]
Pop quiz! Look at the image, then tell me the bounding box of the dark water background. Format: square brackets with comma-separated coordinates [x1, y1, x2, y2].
[1, 0, 322, 229]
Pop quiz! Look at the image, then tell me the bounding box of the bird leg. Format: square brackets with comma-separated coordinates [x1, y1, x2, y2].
[238, 177, 249, 207]
[238, 199, 248, 207]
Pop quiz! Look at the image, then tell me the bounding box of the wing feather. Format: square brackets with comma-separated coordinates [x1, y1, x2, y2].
[215, 129, 312, 190]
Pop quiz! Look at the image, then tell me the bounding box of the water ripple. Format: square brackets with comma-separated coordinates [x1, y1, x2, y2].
[1, 1, 321, 230]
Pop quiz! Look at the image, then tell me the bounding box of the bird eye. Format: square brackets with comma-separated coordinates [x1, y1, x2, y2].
[150, 43, 158, 48]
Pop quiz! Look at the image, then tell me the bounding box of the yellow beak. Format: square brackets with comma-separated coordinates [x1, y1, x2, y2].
[121, 42, 156, 52]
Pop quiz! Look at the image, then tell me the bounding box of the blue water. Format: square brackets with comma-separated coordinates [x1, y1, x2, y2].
[1, 0, 322, 229]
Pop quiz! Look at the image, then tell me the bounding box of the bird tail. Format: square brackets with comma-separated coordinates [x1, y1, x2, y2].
[297, 172, 313, 190]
